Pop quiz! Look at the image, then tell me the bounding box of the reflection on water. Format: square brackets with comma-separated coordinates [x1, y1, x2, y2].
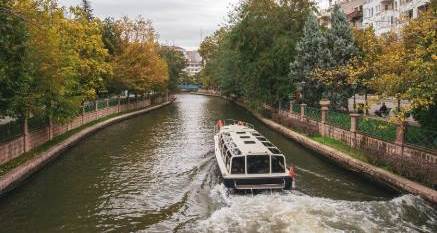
[0, 94, 435, 233]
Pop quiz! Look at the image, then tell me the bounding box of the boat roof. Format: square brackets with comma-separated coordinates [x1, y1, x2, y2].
[219, 124, 283, 157]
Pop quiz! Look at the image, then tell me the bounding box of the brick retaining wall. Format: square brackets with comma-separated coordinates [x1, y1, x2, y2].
[0, 100, 172, 197]
[0, 99, 153, 165]
[276, 110, 437, 164]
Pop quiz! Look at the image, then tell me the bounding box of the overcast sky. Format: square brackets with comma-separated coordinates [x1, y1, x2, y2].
[59, 0, 328, 50]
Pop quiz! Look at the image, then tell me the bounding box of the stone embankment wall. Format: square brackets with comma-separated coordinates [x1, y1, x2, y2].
[0, 96, 166, 165]
[194, 92, 437, 204]
[263, 114, 437, 204]
[275, 110, 437, 163]
[0, 100, 172, 196]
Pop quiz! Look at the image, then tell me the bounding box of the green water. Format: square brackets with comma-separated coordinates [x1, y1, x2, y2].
[0, 94, 435, 233]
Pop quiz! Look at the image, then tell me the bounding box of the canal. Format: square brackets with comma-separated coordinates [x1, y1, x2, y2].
[0, 94, 435, 232]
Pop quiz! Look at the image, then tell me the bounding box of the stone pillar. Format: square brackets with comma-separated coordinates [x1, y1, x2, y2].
[319, 100, 330, 124]
[106, 98, 109, 109]
[166, 90, 169, 102]
[350, 113, 360, 133]
[300, 104, 307, 121]
[289, 101, 293, 114]
[395, 121, 406, 156]
[395, 122, 406, 145]
[95, 100, 99, 120]
[82, 104, 85, 126]
[118, 97, 121, 113]
[23, 116, 29, 153]
[349, 113, 361, 148]
[48, 117, 53, 140]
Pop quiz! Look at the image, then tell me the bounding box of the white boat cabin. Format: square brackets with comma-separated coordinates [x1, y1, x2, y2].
[217, 123, 287, 177]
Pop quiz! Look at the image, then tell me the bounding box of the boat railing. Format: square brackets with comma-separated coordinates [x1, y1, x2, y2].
[214, 119, 254, 133]
[223, 119, 254, 129]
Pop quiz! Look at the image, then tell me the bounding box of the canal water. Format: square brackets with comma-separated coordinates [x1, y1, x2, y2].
[0, 94, 435, 233]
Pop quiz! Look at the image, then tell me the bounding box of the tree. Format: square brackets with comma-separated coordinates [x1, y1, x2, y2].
[370, 10, 437, 124]
[312, 4, 358, 110]
[68, 5, 111, 99]
[289, 13, 330, 106]
[159, 46, 187, 91]
[344, 27, 382, 112]
[81, 0, 93, 21]
[201, 0, 314, 107]
[0, 0, 30, 119]
[110, 17, 168, 95]
[199, 27, 227, 90]
[401, 10, 436, 111]
[101, 17, 122, 56]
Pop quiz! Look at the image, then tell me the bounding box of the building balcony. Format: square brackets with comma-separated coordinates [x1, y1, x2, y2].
[381, 0, 394, 4]
[347, 7, 363, 21]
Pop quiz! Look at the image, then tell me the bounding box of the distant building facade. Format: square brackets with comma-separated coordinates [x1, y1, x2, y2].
[318, 0, 430, 35]
[183, 50, 203, 76]
[362, 0, 429, 35]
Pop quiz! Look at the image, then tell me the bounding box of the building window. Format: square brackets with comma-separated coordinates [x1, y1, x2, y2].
[408, 9, 413, 19]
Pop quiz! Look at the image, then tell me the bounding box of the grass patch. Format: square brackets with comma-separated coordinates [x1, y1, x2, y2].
[310, 135, 370, 163]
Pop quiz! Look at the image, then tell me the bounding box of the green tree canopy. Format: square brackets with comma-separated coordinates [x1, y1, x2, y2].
[289, 13, 330, 106]
[159, 46, 187, 91]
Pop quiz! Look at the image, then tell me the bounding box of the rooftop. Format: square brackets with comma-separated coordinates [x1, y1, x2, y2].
[220, 124, 282, 156]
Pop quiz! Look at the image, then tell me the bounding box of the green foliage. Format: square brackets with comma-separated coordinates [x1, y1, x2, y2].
[0, 0, 30, 118]
[159, 46, 187, 91]
[358, 118, 397, 141]
[0, 0, 169, 127]
[200, 0, 314, 105]
[289, 13, 329, 106]
[314, 4, 358, 110]
[412, 103, 437, 130]
[326, 110, 351, 130]
[101, 17, 122, 56]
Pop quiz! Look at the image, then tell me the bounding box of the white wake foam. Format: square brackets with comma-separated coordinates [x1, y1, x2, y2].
[197, 185, 437, 233]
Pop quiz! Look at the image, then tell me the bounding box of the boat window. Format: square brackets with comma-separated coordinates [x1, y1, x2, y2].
[268, 147, 281, 154]
[226, 151, 232, 165]
[244, 141, 256, 144]
[271, 156, 285, 173]
[256, 136, 267, 141]
[252, 133, 261, 136]
[226, 155, 232, 170]
[247, 155, 270, 174]
[236, 132, 246, 134]
[262, 141, 273, 147]
[240, 136, 250, 139]
[231, 157, 245, 174]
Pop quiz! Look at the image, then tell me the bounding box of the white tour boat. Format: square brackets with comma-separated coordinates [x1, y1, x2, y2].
[214, 119, 295, 190]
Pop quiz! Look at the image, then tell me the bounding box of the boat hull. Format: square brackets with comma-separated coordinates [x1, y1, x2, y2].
[223, 176, 293, 190]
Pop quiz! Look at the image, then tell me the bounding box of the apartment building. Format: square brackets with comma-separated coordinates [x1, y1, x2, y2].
[168, 46, 203, 76]
[184, 51, 202, 76]
[361, 0, 429, 35]
[319, 0, 430, 35]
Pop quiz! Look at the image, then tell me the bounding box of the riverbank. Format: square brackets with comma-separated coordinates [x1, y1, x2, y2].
[0, 101, 173, 197]
[193, 92, 437, 205]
